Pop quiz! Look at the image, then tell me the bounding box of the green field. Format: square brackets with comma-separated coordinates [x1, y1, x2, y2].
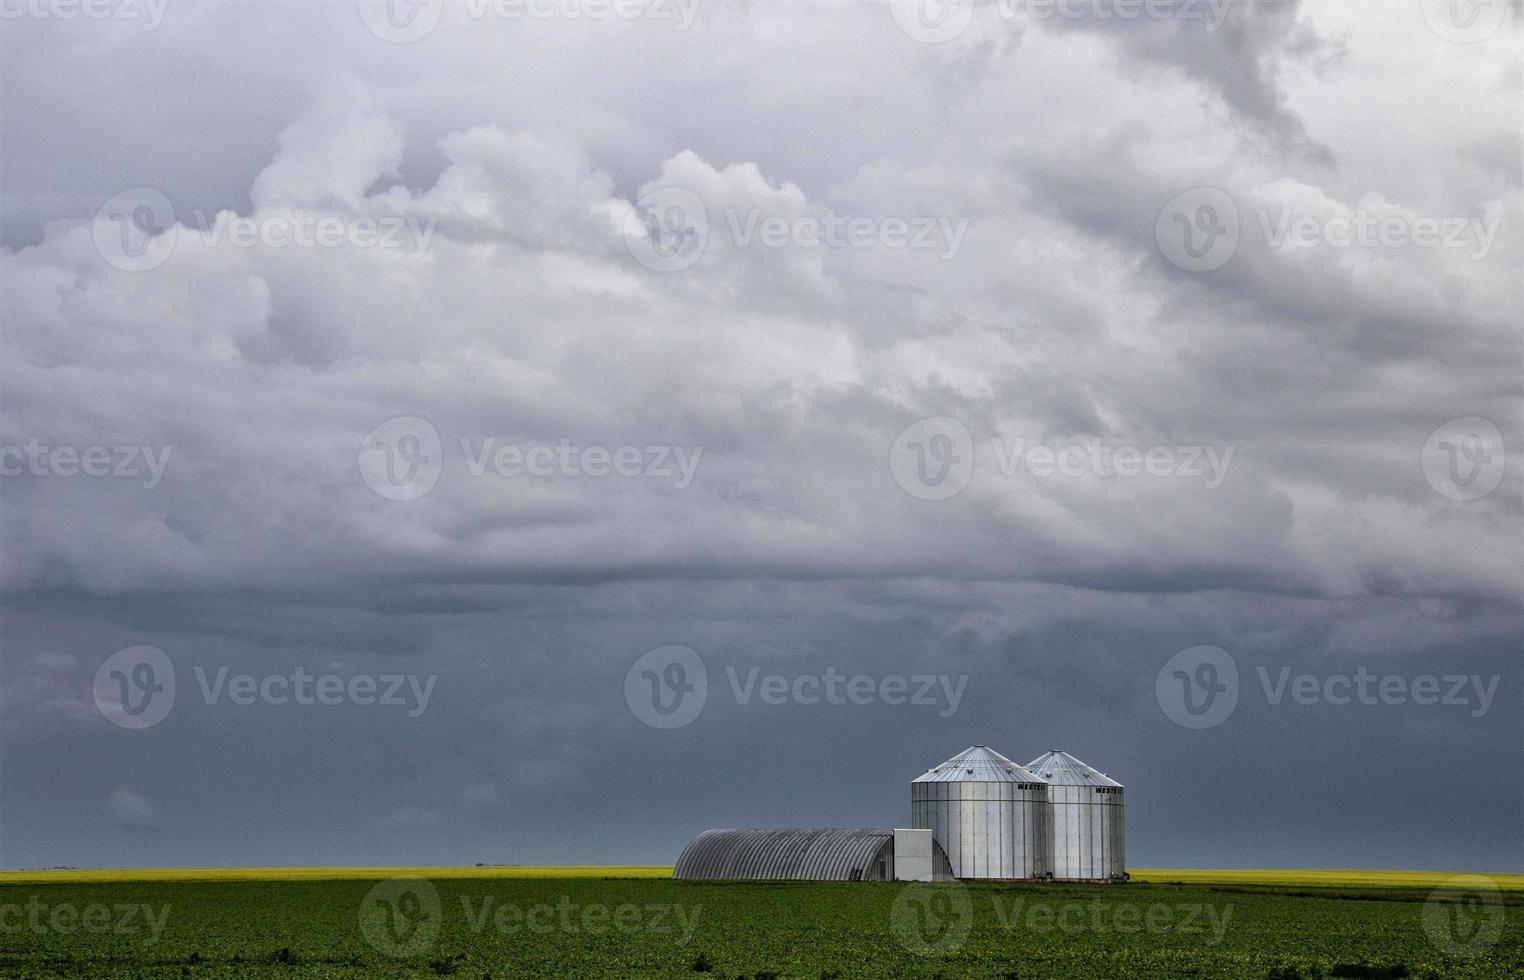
[1, 869, 1518, 978]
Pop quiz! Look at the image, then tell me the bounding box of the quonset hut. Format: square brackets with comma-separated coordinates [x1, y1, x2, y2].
[673, 828, 952, 882]
[911, 745, 1051, 880]
[1025, 750, 1126, 882]
[673, 744, 1124, 883]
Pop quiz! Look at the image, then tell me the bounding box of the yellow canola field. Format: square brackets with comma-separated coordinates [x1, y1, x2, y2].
[1130, 868, 1524, 891]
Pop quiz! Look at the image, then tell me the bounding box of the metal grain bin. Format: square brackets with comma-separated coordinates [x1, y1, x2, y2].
[1025, 750, 1125, 881]
[911, 745, 1051, 880]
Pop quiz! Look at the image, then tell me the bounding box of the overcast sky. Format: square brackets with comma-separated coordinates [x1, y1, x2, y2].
[1, 1, 1520, 873]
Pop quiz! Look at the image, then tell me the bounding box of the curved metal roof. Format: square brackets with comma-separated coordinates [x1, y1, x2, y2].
[912, 744, 1044, 783]
[673, 828, 894, 881]
[1025, 750, 1123, 787]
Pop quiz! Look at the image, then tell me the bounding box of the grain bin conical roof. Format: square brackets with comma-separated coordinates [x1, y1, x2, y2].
[1025, 750, 1122, 787]
[912, 744, 1043, 783]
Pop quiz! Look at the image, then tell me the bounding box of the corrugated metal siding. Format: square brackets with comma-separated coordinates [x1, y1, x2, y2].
[673, 828, 896, 881]
[1027, 751, 1125, 880]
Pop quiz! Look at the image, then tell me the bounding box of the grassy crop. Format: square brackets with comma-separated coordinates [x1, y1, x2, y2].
[0, 872, 1518, 977]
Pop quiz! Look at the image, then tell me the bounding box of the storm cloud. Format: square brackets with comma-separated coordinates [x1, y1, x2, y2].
[1, 1, 1518, 873]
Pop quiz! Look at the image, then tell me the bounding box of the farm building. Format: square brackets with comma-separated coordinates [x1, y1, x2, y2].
[673, 828, 952, 882]
[1025, 750, 1127, 881]
[674, 743, 1127, 883]
[910, 745, 1051, 880]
